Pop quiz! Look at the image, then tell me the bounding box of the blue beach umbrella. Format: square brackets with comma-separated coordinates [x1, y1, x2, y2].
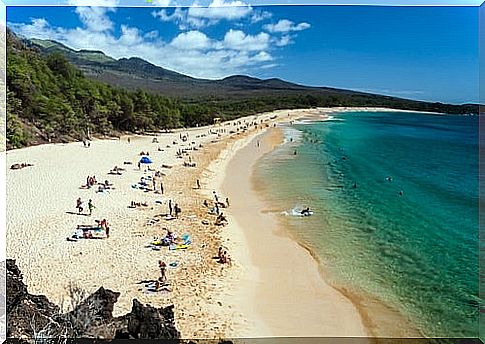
[140, 156, 153, 164]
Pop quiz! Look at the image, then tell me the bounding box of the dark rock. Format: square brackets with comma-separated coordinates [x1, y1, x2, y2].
[5, 259, 180, 341]
[119, 300, 180, 339]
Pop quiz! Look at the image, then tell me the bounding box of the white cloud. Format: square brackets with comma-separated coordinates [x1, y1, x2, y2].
[170, 30, 211, 50]
[188, 0, 252, 21]
[250, 10, 272, 23]
[144, 30, 159, 39]
[153, 0, 253, 29]
[264, 19, 311, 33]
[222, 29, 269, 51]
[253, 51, 272, 62]
[75, 6, 115, 32]
[152, 7, 205, 29]
[275, 34, 293, 47]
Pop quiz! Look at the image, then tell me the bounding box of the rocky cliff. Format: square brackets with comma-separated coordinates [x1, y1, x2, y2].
[5, 259, 180, 342]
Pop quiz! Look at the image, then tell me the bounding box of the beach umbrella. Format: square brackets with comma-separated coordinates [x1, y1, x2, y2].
[140, 156, 153, 164]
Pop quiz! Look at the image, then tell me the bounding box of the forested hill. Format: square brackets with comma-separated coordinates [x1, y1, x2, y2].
[7, 29, 478, 149]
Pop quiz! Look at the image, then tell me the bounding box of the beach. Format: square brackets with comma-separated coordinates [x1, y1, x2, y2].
[6, 107, 432, 338]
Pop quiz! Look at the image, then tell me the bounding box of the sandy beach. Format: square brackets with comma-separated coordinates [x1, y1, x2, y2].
[6, 106, 418, 339]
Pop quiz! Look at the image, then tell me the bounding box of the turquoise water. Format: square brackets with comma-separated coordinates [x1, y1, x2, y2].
[254, 111, 479, 337]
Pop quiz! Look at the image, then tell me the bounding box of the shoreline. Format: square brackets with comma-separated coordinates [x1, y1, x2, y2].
[218, 121, 422, 337]
[218, 126, 368, 336]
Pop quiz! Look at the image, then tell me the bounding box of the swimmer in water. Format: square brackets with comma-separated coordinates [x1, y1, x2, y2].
[301, 207, 311, 216]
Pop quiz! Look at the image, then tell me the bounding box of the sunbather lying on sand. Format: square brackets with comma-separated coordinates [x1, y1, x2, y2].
[130, 201, 148, 208]
[10, 163, 33, 170]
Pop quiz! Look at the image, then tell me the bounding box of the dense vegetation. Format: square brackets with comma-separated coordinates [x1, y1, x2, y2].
[7, 30, 478, 149]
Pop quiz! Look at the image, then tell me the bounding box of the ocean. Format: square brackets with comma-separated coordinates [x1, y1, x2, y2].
[253, 111, 478, 337]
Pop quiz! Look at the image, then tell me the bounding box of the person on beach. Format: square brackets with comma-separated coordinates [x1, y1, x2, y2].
[174, 204, 181, 218]
[128, 138, 131, 143]
[100, 219, 110, 237]
[203, 199, 209, 207]
[159, 260, 167, 283]
[218, 247, 223, 260]
[76, 198, 83, 213]
[88, 199, 95, 215]
[168, 200, 173, 216]
[152, 178, 156, 191]
[215, 203, 220, 215]
[160, 181, 164, 194]
[196, 179, 201, 189]
[138, 161, 141, 170]
[220, 251, 232, 265]
[225, 197, 230, 207]
[213, 191, 219, 203]
[215, 212, 227, 225]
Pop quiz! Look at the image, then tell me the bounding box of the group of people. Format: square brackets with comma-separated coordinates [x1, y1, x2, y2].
[205, 191, 230, 216]
[217, 247, 231, 265]
[168, 200, 182, 218]
[76, 197, 95, 215]
[86, 175, 98, 188]
[215, 212, 227, 226]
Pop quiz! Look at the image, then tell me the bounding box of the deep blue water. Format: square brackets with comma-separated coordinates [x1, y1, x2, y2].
[255, 111, 479, 336]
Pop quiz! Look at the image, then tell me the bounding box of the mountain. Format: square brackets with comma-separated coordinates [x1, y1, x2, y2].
[22, 37, 478, 115]
[22, 37, 426, 102]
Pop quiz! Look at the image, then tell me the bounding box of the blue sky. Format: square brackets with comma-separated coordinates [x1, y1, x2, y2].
[7, 3, 479, 104]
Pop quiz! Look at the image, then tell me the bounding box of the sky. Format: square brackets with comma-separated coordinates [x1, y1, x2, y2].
[6, 2, 479, 104]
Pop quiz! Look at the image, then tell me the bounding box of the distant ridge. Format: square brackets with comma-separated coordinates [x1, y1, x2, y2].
[19, 33, 479, 114]
[22, 37, 402, 99]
